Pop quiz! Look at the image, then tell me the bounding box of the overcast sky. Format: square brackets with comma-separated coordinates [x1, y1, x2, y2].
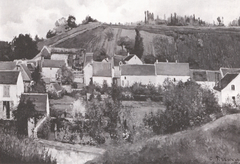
[1, 0, 240, 41]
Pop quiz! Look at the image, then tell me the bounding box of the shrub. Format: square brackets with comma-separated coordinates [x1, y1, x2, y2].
[37, 117, 51, 139]
[0, 130, 56, 163]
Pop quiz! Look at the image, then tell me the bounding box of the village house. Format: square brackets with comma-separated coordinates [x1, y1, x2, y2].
[20, 93, 50, 137]
[119, 54, 143, 65]
[0, 71, 24, 120]
[41, 59, 65, 82]
[92, 62, 112, 86]
[155, 61, 190, 85]
[43, 77, 63, 98]
[219, 67, 240, 78]
[120, 64, 156, 87]
[111, 54, 126, 85]
[190, 69, 220, 90]
[34, 46, 85, 70]
[214, 73, 240, 106]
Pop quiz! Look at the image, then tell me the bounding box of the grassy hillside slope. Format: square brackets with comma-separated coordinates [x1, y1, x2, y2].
[38, 24, 240, 70]
[92, 113, 240, 164]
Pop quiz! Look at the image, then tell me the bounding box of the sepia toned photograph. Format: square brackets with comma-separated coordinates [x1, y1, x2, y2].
[1, 0, 240, 163]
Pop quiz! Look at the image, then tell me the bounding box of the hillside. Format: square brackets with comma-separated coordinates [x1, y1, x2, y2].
[91, 113, 240, 164]
[38, 24, 240, 70]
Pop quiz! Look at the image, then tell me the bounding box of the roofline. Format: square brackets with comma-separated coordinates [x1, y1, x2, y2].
[22, 93, 48, 96]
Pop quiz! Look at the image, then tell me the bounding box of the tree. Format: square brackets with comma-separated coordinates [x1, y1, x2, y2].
[0, 41, 13, 61]
[30, 65, 46, 93]
[93, 48, 109, 61]
[117, 37, 135, 54]
[217, 17, 221, 25]
[13, 99, 38, 135]
[67, 15, 77, 28]
[134, 28, 144, 59]
[143, 54, 156, 64]
[11, 34, 39, 59]
[57, 65, 74, 85]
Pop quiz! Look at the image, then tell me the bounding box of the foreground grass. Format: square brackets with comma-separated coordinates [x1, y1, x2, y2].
[89, 113, 240, 164]
[0, 129, 56, 164]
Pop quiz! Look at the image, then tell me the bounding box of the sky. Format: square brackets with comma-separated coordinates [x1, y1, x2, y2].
[1, 0, 240, 42]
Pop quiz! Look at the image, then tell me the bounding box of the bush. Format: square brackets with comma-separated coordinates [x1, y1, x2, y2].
[222, 104, 240, 115]
[144, 80, 221, 134]
[0, 130, 56, 163]
[37, 117, 51, 139]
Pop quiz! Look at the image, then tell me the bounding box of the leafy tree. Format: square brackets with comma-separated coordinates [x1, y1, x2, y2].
[31, 65, 46, 93]
[82, 15, 98, 24]
[93, 48, 109, 61]
[57, 65, 74, 85]
[0, 41, 13, 61]
[134, 28, 144, 59]
[117, 36, 135, 54]
[143, 54, 156, 64]
[13, 99, 39, 135]
[67, 15, 77, 28]
[11, 34, 39, 59]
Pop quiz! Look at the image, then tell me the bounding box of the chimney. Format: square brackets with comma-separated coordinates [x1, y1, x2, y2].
[166, 59, 168, 63]
[127, 52, 130, 56]
[175, 60, 178, 63]
[156, 59, 158, 63]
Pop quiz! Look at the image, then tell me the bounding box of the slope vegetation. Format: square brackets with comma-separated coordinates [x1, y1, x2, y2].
[38, 24, 240, 70]
[92, 113, 240, 164]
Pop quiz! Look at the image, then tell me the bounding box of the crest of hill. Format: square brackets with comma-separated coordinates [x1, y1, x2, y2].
[37, 24, 240, 70]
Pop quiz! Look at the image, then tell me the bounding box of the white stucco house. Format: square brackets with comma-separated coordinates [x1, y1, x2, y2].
[41, 59, 66, 82]
[92, 62, 112, 86]
[155, 61, 190, 86]
[120, 64, 156, 87]
[214, 73, 240, 106]
[0, 71, 24, 120]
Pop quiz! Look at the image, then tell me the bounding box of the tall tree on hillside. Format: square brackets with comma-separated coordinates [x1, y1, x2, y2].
[11, 34, 39, 59]
[134, 28, 144, 59]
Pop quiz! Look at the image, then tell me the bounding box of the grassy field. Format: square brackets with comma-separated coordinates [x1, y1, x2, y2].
[89, 113, 240, 164]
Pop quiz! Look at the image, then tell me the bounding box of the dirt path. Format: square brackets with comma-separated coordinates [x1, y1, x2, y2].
[36, 139, 105, 164]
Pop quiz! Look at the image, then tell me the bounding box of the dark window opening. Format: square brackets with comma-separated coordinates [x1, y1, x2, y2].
[3, 101, 10, 119]
[231, 85, 235, 90]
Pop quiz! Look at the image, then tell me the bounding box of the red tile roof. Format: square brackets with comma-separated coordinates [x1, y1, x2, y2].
[0, 71, 20, 84]
[155, 62, 190, 76]
[121, 64, 155, 76]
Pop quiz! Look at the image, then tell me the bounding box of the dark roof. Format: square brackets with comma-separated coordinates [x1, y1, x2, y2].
[92, 62, 112, 77]
[121, 64, 155, 76]
[214, 73, 238, 91]
[21, 93, 48, 113]
[52, 83, 62, 92]
[0, 71, 20, 84]
[123, 55, 135, 61]
[220, 67, 240, 78]
[190, 69, 220, 82]
[0, 61, 16, 70]
[19, 64, 31, 81]
[42, 59, 65, 68]
[112, 55, 126, 67]
[155, 62, 190, 76]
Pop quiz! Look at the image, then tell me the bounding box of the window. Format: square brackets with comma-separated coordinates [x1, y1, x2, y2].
[231, 85, 235, 91]
[3, 101, 10, 119]
[173, 78, 176, 82]
[3, 86, 10, 97]
[125, 76, 126, 80]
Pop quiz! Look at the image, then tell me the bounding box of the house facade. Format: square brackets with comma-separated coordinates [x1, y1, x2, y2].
[155, 61, 190, 85]
[41, 59, 65, 82]
[120, 64, 156, 87]
[0, 71, 24, 120]
[214, 73, 240, 106]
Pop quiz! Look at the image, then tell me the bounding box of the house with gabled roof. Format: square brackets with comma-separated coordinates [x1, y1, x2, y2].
[0, 71, 24, 120]
[41, 59, 65, 82]
[214, 73, 240, 106]
[155, 61, 190, 85]
[20, 93, 50, 137]
[190, 69, 220, 90]
[92, 62, 112, 86]
[120, 64, 156, 87]
[219, 67, 240, 78]
[120, 54, 143, 65]
[111, 54, 126, 85]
